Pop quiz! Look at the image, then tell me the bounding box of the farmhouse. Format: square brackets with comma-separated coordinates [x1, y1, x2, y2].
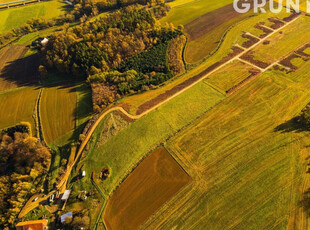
[16, 219, 48, 230]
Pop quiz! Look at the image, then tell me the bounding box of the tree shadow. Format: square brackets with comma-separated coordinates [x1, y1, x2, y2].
[0, 53, 40, 88]
[274, 117, 309, 134]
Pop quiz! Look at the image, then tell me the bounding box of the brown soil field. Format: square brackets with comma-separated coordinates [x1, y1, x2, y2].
[240, 51, 270, 69]
[241, 33, 260, 48]
[103, 147, 191, 230]
[0, 45, 39, 91]
[137, 46, 243, 114]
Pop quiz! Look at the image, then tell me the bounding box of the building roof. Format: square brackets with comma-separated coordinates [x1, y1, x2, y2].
[61, 212, 73, 224]
[41, 38, 49, 45]
[16, 219, 48, 230]
[61, 189, 71, 201]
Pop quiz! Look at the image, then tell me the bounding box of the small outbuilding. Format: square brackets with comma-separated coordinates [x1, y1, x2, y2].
[16, 219, 48, 230]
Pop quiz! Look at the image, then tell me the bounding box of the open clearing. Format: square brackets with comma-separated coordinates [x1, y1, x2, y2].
[0, 86, 39, 132]
[40, 84, 77, 144]
[0, 0, 68, 32]
[0, 45, 39, 91]
[103, 147, 191, 230]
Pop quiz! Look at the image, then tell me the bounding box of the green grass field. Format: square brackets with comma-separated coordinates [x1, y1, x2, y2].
[250, 16, 310, 64]
[0, 0, 68, 32]
[0, 86, 39, 132]
[40, 84, 77, 144]
[161, 0, 233, 26]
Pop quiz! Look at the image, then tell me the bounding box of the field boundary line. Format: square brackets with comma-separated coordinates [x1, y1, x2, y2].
[203, 81, 227, 96]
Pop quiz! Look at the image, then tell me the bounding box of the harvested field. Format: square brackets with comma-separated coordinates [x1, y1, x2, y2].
[240, 51, 270, 69]
[0, 45, 39, 91]
[103, 147, 191, 230]
[0, 86, 39, 132]
[241, 33, 260, 48]
[40, 83, 77, 144]
[137, 46, 243, 115]
[205, 60, 260, 93]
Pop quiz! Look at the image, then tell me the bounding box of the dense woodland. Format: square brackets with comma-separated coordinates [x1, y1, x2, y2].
[42, 5, 185, 110]
[0, 132, 51, 228]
